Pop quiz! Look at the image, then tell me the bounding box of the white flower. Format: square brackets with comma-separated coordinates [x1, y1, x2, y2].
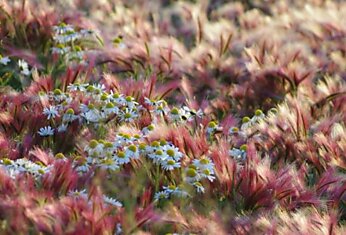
[102, 103, 119, 116]
[43, 106, 59, 120]
[198, 168, 215, 182]
[57, 123, 68, 132]
[193, 182, 205, 193]
[119, 108, 139, 122]
[53, 24, 74, 34]
[240, 117, 254, 130]
[148, 149, 168, 164]
[54, 32, 80, 43]
[51, 46, 70, 54]
[125, 145, 140, 159]
[113, 133, 134, 147]
[114, 150, 131, 165]
[154, 191, 170, 201]
[185, 167, 201, 183]
[124, 96, 139, 109]
[38, 126, 54, 136]
[115, 223, 122, 235]
[92, 84, 106, 93]
[2, 158, 49, 179]
[84, 140, 104, 157]
[161, 157, 181, 171]
[229, 148, 246, 161]
[103, 195, 122, 207]
[81, 110, 102, 123]
[62, 113, 78, 123]
[68, 51, 84, 61]
[192, 157, 214, 171]
[251, 109, 265, 124]
[162, 185, 189, 198]
[97, 158, 119, 171]
[170, 107, 181, 122]
[67, 83, 89, 91]
[331, 122, 345, 140]
[0, 56, 10, 65]
[68, 189, 88, 199]
[110, 92, 126, 106]
[181, 106, 203, 121]
[18, 59, 31, 76]
[142, 124, 155, 135]
[162, 145, 183, 161]
[75, 162, 91, 174]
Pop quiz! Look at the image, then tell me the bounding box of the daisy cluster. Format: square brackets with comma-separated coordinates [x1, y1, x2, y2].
[80, 133, 142, 173]
[0, 158, 50, 179]
[51, 23, 96, 63]
[227, 109, 268, 161]
[83, 134, 216, 197]
[154, 157, 216, 200]
[68, 189, 122, 208]
[0, 53, 31, 76]
[38, 83, 205, 137]
[38, 83, 143, 136]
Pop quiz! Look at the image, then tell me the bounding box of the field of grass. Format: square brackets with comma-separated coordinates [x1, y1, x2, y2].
[0, 0, 345, 234]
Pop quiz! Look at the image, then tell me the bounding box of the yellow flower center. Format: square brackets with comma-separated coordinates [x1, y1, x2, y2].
[166, 149, 175, 157]
[128, 145, 137, 152]
[186, 168, 197, 177]
[117, 151, 126, 158]
[242, 116, 251, 123]
[89, 139, 98, 149]
[171, 107, 179, 115]
[55, 153, 65, 159]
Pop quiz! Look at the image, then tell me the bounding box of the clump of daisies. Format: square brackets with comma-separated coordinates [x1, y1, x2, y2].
[51, 22, 98, 64]
[144, 140, 183, 171]
[185, 157, 215, 193]
[240, 109, 266, 131]
[229, 144, 247, 161]
[38, 83, 144, 136]
[0, 158, 50, 179]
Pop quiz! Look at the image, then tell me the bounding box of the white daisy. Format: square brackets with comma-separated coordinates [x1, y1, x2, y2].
[84, 139, 104, 157]
[0, 56, 10, 65]
[81, 108, 102, 123]
[193, 182, 205, 193]
[57, 123, 68, 132]
[103, 195, 122, 207]
[53, 24, 74, 34]
[75, 162, 91, 174]
[162, 145, 183, 161]
[102, 102, 119, 116]
[67, 83, 89, 92]
[148, 149, 168, 164]
[192, 157, 214, 171]
[43, 106, 59, 120]
[119, 108, 138, 122]
[185, 166, 201, 183]
[110, 92, 126, 106]
[114, 150, 131, 165]
[161, 157, 181, 171]
[170, 107, 181, 122]
[97, 158, 119, 171]
[38, 126, 54, 136]
[154, 191, 170, 201]
[229, 147, 247, 161]
[51, 46, 70, 54]
[18, 59, 31, 76]
[125, 145, 140, 159]
[68, 189, 88, 199]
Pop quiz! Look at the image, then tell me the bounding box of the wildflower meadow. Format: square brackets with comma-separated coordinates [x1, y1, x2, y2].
[0, 0, 345, 234]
